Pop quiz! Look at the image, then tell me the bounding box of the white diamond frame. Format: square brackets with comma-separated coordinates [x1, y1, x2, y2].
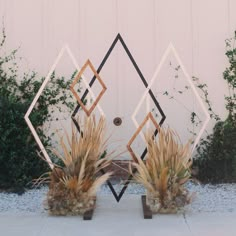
[24, 45, 105, 169]
[132, 43, 210, 153]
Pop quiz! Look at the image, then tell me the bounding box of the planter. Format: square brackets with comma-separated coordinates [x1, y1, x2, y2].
[146, 191, 160, 213]
[146, 190, 188, 214]
[47, 181, 96, 216]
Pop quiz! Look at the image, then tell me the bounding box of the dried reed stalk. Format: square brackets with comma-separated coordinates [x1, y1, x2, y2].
[130, 127, 193, 213]
[46, 115, 112, 215]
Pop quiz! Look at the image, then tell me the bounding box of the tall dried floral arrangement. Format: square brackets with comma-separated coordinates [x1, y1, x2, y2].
[130, 128, 192, 213]
[45, 116, 112, 215]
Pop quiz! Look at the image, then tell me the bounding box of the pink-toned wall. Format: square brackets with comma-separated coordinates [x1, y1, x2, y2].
[1, 0, 235, 157]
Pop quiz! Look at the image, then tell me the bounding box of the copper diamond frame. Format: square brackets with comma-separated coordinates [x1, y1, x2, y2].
[127, 112, 160, 163]
[70, 59, 107, 116]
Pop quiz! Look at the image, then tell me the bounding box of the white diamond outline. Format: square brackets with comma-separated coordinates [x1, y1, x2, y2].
[24, 45, 105, 169]
[132, 43, 210, 153]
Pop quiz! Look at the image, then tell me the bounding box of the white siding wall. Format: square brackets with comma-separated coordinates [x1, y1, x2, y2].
[0, 0, 235, 156]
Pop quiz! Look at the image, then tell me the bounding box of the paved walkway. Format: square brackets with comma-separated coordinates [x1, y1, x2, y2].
[0, 195, 235, 236]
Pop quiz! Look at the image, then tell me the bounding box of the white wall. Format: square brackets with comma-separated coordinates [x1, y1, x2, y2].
[0, 0, 235, 158]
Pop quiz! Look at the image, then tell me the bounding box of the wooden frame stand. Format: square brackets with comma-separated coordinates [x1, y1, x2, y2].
[83, 208, 95, 220]
[141, 195, 152, 219]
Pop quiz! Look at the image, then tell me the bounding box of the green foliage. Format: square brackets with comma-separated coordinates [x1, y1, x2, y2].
[0, 28, 75, 190]
[193, 32, 236, 183]
[193, 118, 236, 182]
[192, 76, 220, 122]
[0, 96, 49, 189]
[224, 31, 236, 121]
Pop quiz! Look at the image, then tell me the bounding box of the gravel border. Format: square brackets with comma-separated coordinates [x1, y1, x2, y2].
[0, 183, 235, 215]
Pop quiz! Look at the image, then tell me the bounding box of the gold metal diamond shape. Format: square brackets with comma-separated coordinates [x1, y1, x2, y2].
[127, 112, 160, 162]
[70, 59, 107, 116]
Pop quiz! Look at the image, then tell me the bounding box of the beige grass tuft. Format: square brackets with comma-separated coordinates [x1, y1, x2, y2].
[46, 115, 112, 215]
[130, 127, 193, 213]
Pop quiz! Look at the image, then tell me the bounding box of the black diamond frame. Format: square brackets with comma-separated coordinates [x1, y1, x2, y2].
[71, 33, 166, 202]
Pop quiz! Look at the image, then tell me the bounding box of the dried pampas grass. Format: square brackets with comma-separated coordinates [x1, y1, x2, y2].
[46, 115, 112, 215]
[130, 127, 193, 213]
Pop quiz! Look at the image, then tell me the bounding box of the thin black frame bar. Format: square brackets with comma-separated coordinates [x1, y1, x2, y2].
[71, 33, 166, 202]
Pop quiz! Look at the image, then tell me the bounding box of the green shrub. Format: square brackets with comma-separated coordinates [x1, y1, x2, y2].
[193, 118, 236, 182]
[193, 31, 236, 183]
[0, 28, 75, 191]
[0, 96, 49, 189]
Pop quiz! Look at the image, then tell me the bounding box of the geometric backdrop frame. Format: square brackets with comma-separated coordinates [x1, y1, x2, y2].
[71, 34, 166, 202]
[25, 34, 209, 203]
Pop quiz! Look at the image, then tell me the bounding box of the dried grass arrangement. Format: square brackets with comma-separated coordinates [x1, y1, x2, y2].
[45, 116, 112, 216]
[130, 127, 193, 213]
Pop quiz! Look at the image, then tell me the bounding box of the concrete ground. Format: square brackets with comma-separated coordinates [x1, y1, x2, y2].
[0, 195, 235, 236]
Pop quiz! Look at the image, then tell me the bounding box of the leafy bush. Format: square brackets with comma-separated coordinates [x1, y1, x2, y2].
[0, 28, 74, 190]
[193, 31, 236, 183]
[0, 96, 48, 189]
[194, 119, 236, 182]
